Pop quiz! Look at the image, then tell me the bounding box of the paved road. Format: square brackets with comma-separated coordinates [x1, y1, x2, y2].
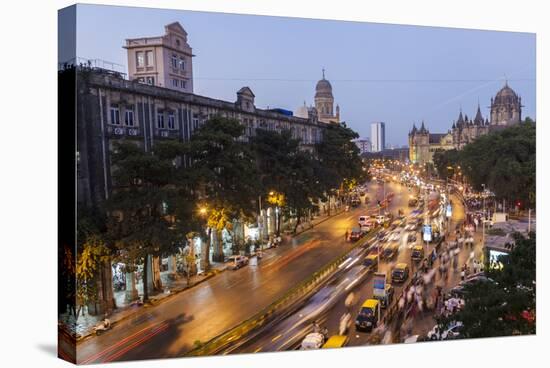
[76, 180, 408, 363]
[232, 180, 418, 353]
[233, 183, 477, 353]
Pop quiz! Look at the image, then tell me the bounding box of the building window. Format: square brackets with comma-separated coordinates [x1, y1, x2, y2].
[110, 106, 120, 125]
[137, 77, 145, 84]
[157, 112, 165, 129]
[171, 54, 178, 69]
[146, 51, 154, 66]
[179, 57, 185, 70]
[168, 112, 175, 130]
[176, 39, 181, 47]
[172, 79, 178, 87]
[181, 80, 186, 89]
[125, 109, 134, 126]
[146, 76, 155, 85]
[192, 113, 199, 130]
[136, 52, 144, 67]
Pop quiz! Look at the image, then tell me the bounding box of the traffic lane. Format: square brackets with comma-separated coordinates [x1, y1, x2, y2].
[234, 184, 415, 353]
[235, 264, 372, 353]
[77, 183, 383, 362]
[323, 194, 469, 346]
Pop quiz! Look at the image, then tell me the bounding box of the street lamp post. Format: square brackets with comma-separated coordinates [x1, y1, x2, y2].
[481, 184, 486, 249]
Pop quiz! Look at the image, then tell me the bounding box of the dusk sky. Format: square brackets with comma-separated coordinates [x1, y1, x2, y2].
[64, 4, 536, 146]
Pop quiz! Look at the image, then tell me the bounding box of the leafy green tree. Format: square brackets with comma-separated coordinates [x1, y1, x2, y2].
[186, 116, 260, 265]
[316, 123, 367, 199]
[432, 122, 535, 207]
[433, 149, 460, 180]
[438, 233, 535, 337]
[106, 140, 183, 301]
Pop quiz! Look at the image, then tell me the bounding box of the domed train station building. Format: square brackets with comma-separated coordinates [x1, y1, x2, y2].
[409, 81, 523, 165]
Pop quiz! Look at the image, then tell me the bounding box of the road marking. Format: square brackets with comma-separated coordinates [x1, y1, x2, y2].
[271, 334, 283, 342]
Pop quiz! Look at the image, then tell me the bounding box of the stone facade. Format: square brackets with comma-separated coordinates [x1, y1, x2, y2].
[124, 22, 194, 93]
[76, 68, 325, 210]
[409, 82, 523, 164]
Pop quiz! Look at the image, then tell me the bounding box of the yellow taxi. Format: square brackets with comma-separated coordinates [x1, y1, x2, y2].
[355, 299, 380, 332]
[322, 335, 349, 349]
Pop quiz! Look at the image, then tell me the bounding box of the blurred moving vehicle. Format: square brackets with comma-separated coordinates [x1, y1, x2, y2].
[427, 321, 463, 341]
[381, 244, 398, 260]
[411, 245, 425, 262]
[349, 227, 364, 242]
[363, 254, 379, 271]
[322, 335, 349, 349]
[355, 299, 380, 332]
[300, 332, 326, 350]
[228, 255, 249, 270]
[391, 263, 409, 283]
[373, 284, 395, 308]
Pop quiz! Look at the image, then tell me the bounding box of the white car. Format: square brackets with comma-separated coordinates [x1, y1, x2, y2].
[228, 255, 249, 270]
[427, 321, 463, 341]
[358, 215, 370, 227]
[301, 332, 326, 350]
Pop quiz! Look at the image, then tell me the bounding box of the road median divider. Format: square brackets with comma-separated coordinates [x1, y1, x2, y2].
[185, 229, 381, 356]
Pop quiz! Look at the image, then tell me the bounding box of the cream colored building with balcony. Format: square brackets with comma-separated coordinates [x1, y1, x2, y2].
[124, 22, 194, 93]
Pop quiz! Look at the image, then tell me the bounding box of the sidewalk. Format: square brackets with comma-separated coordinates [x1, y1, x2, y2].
[66, 205, 346, 342]
[61, 263, 227, 341]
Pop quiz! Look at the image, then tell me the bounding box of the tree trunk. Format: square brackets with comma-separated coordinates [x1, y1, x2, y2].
[125, 270, 139, 303]
[212, 229, 225, 262]
[293, 216, 302, 234]
[202, 229, 211, 272]
[142, 255, 149, 302]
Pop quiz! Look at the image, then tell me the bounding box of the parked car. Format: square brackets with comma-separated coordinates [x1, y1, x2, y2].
[391, 263, 409, 283]
[228, 255, 249, 270]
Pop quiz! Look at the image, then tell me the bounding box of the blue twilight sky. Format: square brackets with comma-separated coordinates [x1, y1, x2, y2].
[62, 4, 536, 147]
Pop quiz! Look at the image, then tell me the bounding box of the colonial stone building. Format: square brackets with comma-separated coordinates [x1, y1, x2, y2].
[124, 22, 194, 93]
[77, 68, 325, 210]
[409, 82, 523, 164]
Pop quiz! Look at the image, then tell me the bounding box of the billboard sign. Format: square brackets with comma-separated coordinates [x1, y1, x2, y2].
[373, 272, 386, 297]
[446, 204, 452, 218]
[423, 224, 432, 242]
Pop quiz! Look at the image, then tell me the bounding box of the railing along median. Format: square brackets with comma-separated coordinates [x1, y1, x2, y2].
[186, 229, 379, 356]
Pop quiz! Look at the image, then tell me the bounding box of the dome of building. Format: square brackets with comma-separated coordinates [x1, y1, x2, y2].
[494, 82, 519, 105]
[315, 69, 333, 99]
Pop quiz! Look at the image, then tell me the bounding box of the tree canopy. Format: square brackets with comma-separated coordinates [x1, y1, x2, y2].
[438, 233, 535, 338]
[433, 121, 535, 207]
